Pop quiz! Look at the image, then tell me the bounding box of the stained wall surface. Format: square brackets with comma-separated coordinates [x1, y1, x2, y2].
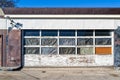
[114, 27, 120, 67]
[12, 19, 115, 29]
[1, 18, 120, 67]
[19, 18, 115, 67]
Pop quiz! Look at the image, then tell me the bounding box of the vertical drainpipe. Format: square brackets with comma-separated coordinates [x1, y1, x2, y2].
[5, 17, 7, 68]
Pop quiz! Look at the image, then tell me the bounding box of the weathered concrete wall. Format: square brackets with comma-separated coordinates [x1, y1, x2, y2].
[21, 18, 115, 67]
[24, 55, 113, 67]
[0, 19, 6, 29]
[114, 27, 120, 67]
[13, 19, 115, 29]
[0, 17, 119, 67]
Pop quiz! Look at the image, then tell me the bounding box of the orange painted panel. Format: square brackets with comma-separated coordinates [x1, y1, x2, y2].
[95, 47, 112, 55]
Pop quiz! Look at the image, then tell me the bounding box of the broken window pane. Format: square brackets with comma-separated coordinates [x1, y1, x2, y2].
[95, 30, 111, 36]
[25, 38, 40, 45]
[25, 47, 39, 54]
[24, 30, 40, 36]
[59, 47, 75, 54]
[41, 38, 57, 46]
[95, 38, 111, 45]
[59, 30, 75, 36]
[77, 47, 93, 55]
[41, 47, 57, 55]
[77, 30, 93, 36]
[59, 38, 75, 45]
[41, 30, 57, 36]
[77, 38, 93, 45]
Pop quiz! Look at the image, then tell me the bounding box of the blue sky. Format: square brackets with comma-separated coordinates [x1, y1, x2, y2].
[17, 0, 120, 7]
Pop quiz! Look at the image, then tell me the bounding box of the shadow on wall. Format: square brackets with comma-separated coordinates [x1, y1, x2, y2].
[114, 27, 120, 67]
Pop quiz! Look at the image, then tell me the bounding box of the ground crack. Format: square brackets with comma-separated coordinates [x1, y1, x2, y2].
[21, 71, 41, 80]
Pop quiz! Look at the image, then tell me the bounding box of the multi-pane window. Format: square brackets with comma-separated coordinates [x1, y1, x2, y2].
[24, 30, 40, 54]
[23, 30, 112, 55]
[95, 30, 112, 55]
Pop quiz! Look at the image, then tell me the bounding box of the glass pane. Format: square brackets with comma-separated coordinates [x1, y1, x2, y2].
[77, 47, 93, 55]
[95, 47, 112, 55]
[41, 30, 57, 36]
[24, 30, 40, 36]
[95, 30, 111, 36]
[77, 38, 93, 45]
[59, 30, 75, 36]
[25, 38, 40, 45]
[41, 47, 57, 55]
[59, 38, 75, 45]
[25, 47, 39, 54]
[95, 38, 111, 45]
[77, 30, 93, 36]
[41, 38, 57, 46]
[59, 47, 75, 54]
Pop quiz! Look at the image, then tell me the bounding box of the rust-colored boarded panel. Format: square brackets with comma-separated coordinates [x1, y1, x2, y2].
[95, 47, 112, 55]
[7, 30, 21, 67]
[0, 30, 7, 67]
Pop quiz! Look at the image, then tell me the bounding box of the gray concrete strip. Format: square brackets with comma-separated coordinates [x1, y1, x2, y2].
[0, 68, 120, 80]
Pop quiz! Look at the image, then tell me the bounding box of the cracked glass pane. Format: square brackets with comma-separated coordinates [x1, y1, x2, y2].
[77, 38, 93, 45]
[25, 38, 40, 45]
[95, 38, 111, 45]
[59, 30, 75, 36]
[77, 30, 93, 36]
[41, 30, 57, 36]
[77, 47, 93, 55]
[41, 38, 57, 46]
[95, 30, 111, 36]
[59, 47, 75, 54]
[24, 30, 40, 36]
[25, 47, 39, 54]
[41, 47, 57, 55]
[59, 38, 75, 45]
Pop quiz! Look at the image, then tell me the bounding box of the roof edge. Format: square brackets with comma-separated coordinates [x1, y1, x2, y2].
[4, 14, 120, 19]
[2, 8, 120, 15]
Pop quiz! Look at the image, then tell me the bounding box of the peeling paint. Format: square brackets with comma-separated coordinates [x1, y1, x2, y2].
[24, 55, 113, 66]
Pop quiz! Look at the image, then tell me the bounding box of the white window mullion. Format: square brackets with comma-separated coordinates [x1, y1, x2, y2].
[75, 30, 77, 55]
[111, 31, 114, 55]
[40, 30, 41, 55]
[24, 36, 40, 38]
[93, 30, 95, 55]
[24, 45, 40, 47]
[58, 30, 59, 55]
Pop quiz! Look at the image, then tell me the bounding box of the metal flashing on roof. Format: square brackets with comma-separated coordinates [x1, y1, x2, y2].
[2, 8, 120, 15]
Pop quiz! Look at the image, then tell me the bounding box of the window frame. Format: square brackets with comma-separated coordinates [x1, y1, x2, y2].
[23, 30, 113, 55]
